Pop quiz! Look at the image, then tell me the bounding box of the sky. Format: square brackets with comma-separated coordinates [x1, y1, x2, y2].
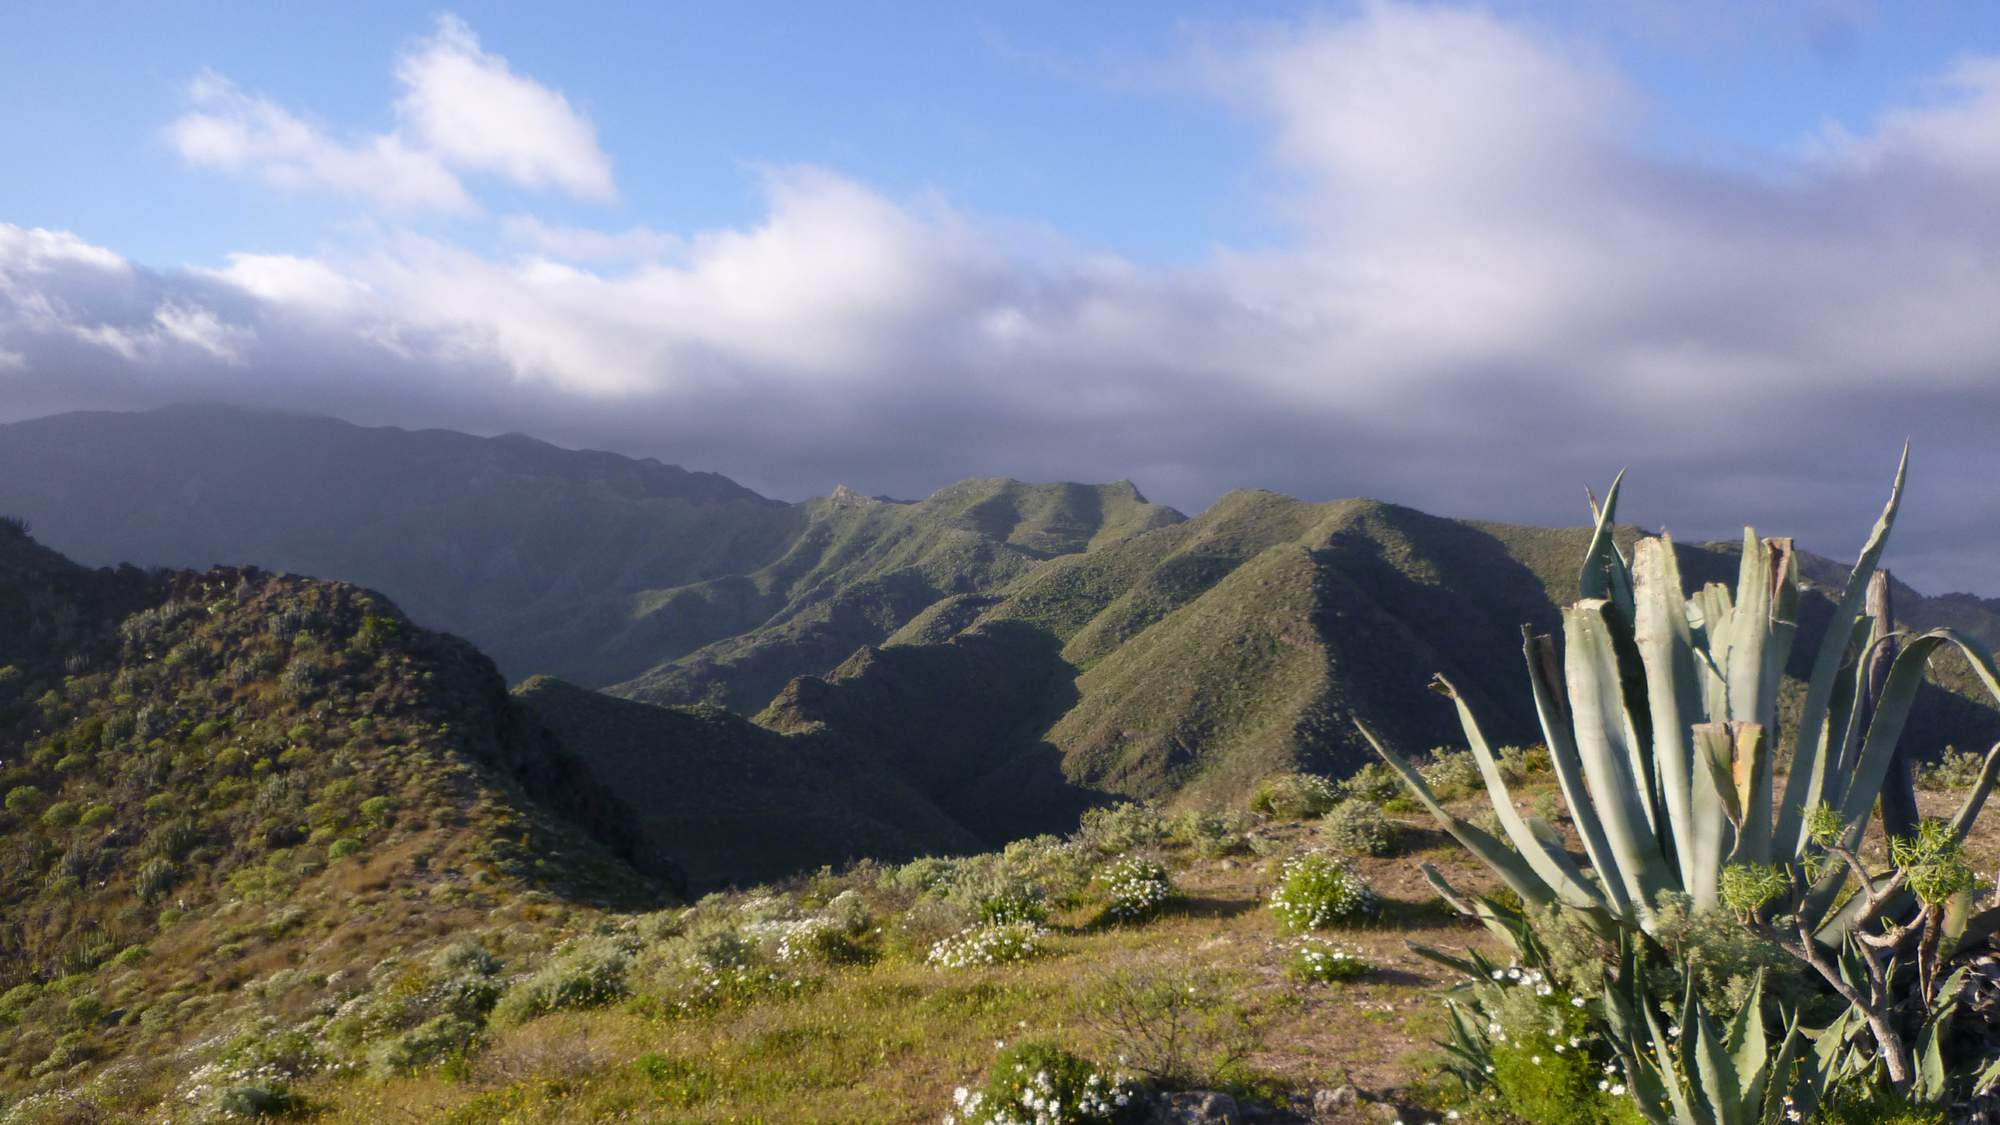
[5, 2, 2000, 594]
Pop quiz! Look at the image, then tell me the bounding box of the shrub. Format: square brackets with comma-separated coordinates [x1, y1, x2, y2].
[1337, 761, 1405, 805]
[1267, 851, 1377, 930]
[946, 1041, 1132, 1125]
[998, 836, 1096, 907]
[358, 796, 395, 827]
[1283, 938, 1372, 984]
[1098, 857, 1171, 923]
[40, 800, 80, 828]
[1075, 802, 1166, 854]
[1916, 746, 1987, 790]
[928, 923, 1047, 969]
[1418, 749, 1482, 799]
[491, 938, 630, 1025]
[974, 883, 1050, 927]
[1319, 797, 1400, 857]
[77, 803, 114, 827]
[5, 785, 45, 815]
[1249, 772, 1339, 818]
[1086, 965, 1257, 1089]
[1166, 808, 1249, 857]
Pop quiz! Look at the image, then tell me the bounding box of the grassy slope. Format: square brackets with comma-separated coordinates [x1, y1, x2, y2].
[0, 524, 659, 1100]
[234, 769, 2000, 1125]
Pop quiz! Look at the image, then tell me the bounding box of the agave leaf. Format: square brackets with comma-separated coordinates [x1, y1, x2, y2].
[1580, 469, 1634, 618]
[1726, 970, 1769, 1113]
[1694, 723, 1745, 828]
[1434, 674, 1607, 911]
[1731, 724, 1772, 864]
[1976, 1053, 2000, 1096]
[1358, 723, 1557, 910]
[1645, 977, 1709, 1125]
[1567, 601, 1674, 915]
[1946, 906, 2000, 961]
[1758, 539, 1799, 732]
[1633, 536, 1710, 901]
[1418, 863, 1538, 955]
[1689, 582, 1736, 720]
[1726, 530, 1775, 730]
[1407, 941, 1483, 981]
[1684, 976, 1741, 1125]
[1523, 629, 1633, 919]
[1776, 445, 1908, 858]
[1832, 630, 2000, 852]
[1759, 1009, 1804, 1125]
[1816, 616, 1876, 840]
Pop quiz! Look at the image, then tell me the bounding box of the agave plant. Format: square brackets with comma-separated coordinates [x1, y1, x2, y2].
[1361, 450, 2000, 945]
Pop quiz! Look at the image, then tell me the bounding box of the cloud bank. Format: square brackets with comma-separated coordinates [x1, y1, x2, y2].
[6, 5, 2000, 594]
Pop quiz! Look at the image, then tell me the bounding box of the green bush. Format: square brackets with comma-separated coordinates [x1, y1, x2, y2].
[1337, 761, 1405, 805]
[1267, 851, 1377, 930]
[5, 784, 45, 815]
[1075, 802, 1166, 854]
[1249, 773, 1339, 818]
[947, 1041, 1131, 1124]
[1319, 797, 1400, 857]
[77, 802, 114, 827]
[1165, 808, 1249, 857]
[491, 937, 631, 1025]
[40, 800, 80, 828]
[1916, 746, 1988, 790]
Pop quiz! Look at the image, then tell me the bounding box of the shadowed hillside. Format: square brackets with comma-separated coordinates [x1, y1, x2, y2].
[513, 676, 984, 890]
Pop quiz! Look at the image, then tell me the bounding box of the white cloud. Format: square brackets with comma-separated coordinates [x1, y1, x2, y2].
[199, 253, 371, 314]
[398, 16, 616, 202]
[165, 15, 615, 211]
[152, 301, 251, 363]
[166, 72, 474, 212]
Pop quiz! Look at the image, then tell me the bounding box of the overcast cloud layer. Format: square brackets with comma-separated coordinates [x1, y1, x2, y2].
[4, 6, 2000, 594]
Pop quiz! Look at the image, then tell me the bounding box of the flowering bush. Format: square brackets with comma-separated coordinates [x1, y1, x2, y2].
[928, 922, 1047, 969]
[647, 925, 818, 1018]
[944, 1040, 1133, 1125]
[1283, 938, 1371, 984]
[1098, 857, 1171, 923]
[1267, 850, 1377, 930]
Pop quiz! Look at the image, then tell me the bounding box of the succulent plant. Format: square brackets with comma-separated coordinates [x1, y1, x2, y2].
[1362, 449, 2000, 943]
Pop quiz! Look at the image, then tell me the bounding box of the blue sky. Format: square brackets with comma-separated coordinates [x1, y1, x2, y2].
[7, 2, 2000, 593]
[8, 1, 1996, 268]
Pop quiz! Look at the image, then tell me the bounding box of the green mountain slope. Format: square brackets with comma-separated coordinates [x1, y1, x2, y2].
[605, 478, 1182, 711]
[767, 493, 2000, 811]
[0, 521, 669, 1086]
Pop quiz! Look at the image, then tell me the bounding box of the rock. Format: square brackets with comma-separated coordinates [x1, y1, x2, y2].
[1152, 1090, 1244, 1124]
[1311, 1085, 1359, 1115]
